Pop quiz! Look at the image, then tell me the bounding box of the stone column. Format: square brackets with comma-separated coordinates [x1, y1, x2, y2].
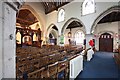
[0, 0, 3, 79]
[1, 1, 24, 79]
[85, 34, 94, 49]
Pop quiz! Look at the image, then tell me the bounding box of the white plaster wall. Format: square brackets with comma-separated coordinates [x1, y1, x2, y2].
[46, 1, 118, 35]
[46, 11, 58, 34]
[94, 21, 119, 51]
[21, 1, 119, 46]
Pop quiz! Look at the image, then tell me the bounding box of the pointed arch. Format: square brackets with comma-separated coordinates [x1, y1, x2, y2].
[91, 6, 120, 33]
[19, 5, 43, 31]
[46, 24, 59, 45]
[61, 18, 86, 34]
[46, 23, 59, 38]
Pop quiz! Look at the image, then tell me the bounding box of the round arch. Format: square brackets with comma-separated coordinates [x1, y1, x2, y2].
[61, 18, 86, 34]
[19, 5, 43, 31]
[91, 6, 120, 33]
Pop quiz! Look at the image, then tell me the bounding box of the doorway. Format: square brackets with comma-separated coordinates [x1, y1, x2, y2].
[99, 33, 113, 52]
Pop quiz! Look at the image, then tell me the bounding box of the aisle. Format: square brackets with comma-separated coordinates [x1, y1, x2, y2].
[76, 52, 120, 79]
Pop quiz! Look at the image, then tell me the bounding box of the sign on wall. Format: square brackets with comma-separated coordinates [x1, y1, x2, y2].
[60, 34, 64, 44]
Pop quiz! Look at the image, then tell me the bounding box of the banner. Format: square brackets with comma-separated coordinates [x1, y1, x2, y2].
[60, 35, 64, 44]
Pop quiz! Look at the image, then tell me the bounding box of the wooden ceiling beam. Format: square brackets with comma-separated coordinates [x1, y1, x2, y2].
[17, 18, 38, 25]
[41, 1, 72, 14]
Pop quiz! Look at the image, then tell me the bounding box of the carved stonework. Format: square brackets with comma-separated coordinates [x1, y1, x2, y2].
[6, 7, 10, 14]
[4, 0, 24, 11]
[0, 0, 24, 79]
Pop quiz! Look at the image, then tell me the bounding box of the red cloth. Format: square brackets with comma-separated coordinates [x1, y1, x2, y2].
[89, 40, 94, 47]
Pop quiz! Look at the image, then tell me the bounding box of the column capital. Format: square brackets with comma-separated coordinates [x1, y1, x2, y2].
[3, 0, 25, 11]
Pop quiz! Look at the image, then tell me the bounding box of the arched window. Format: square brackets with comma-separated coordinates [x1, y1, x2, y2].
[74, 30, 85, 45]
[82, 0, 95, 15]
[33, 33, 38, 41]
[16, 32, 21, 44]
[58, 8, 65, 22]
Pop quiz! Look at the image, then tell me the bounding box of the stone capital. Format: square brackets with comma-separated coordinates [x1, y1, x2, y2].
[2, 0, 25, 11]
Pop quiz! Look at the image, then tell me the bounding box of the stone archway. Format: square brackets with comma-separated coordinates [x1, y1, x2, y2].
[46, 24, 59, 45]
[20, 5, 43, 31]
[49, 29, 58, 45]
[46, 24, 59, 38]
[91, 6, 120, 51]
[61, 18, 86, 46]
[91, 6, 120, 33]
[61, 18, 86, 35]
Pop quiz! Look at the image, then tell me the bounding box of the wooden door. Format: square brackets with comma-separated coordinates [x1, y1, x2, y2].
[99, 33, 113, 52]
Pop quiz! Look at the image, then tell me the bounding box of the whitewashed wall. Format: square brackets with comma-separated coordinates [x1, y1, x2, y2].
[94, 21, 119, 51]
[0, 1, 119, 79]
[46, 1, 118, 35]
[23, 1, 119, 45]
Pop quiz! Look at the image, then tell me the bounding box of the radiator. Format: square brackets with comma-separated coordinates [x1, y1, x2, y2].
[87, 49, 94, 61]
[69, 55, 83, 79]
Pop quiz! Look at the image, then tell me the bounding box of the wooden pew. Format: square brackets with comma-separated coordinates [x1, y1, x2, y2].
[16, 45, 83, 79]
[48, 62, 58, 78]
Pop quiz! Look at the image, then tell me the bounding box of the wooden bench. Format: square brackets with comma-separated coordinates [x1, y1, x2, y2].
[114, 53, 120, 68]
